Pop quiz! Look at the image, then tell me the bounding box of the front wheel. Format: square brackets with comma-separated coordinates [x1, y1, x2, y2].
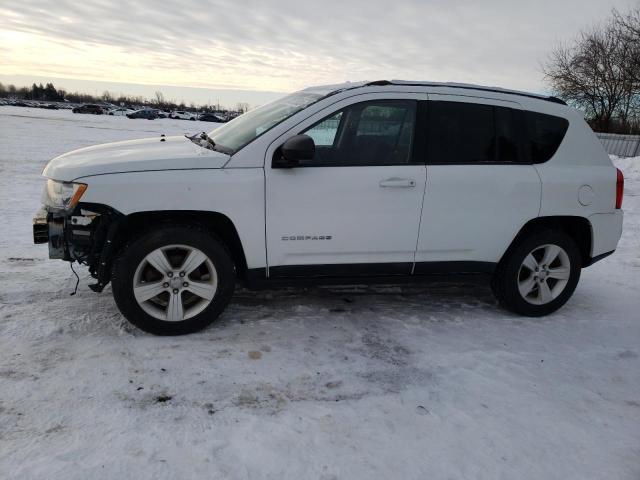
[492, 230, 581, 316]
[112, 227, 235, 335]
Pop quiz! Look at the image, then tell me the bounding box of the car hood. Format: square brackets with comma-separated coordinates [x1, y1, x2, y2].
[43, 135, 230, 181]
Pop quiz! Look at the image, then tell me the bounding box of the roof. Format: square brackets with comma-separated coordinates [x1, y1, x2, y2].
[305, 80, 566, 106]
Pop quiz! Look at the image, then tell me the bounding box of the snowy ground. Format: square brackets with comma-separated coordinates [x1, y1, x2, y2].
[0, 106, 639, 480]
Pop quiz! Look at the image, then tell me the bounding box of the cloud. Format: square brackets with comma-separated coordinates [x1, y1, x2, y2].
[1, 0, 636, 94]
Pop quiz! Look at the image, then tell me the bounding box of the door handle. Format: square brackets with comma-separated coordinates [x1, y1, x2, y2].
[379, 178, 416, 188]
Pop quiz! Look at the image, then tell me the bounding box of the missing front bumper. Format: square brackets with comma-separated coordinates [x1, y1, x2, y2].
[32, 207, 67, 259]
[32, 208, 48, 244]
[32, 203, 124, 292]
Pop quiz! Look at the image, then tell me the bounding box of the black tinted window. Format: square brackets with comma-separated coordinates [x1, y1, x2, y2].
[428, 102, 494, 163]
[525, 111, 569, 163]
[495, 107, 520, 163]
[427, 101, 522, 164]
[301, 100, 416, 166]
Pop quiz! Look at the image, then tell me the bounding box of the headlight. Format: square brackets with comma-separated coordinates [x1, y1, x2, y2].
[42, 180, 87, 211]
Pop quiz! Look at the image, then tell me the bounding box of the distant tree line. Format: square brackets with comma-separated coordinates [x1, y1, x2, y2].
[0, 82, 65, 102]
[0, 81, 250, 114]
[545, 6, 640, 134]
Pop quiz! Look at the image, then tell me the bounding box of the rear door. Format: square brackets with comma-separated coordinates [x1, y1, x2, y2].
[415, 95, 541, 270]
[264, 93, 428, 277]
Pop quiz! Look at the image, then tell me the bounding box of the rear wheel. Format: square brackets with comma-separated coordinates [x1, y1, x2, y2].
[112, 227, 235, 335]
[492, 230, 581, 316]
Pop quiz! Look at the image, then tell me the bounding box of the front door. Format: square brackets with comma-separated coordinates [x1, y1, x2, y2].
[265, 97, 427, 277]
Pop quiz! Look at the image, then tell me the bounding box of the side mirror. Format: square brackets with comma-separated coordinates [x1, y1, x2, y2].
[272, 134, 315, 168]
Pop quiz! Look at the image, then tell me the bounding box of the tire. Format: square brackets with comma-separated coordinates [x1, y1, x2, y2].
[112, 226, 235, 335]
[491, 230, 581, 316]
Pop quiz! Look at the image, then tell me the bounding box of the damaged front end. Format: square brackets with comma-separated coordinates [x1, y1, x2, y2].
[33, 201, 123, 292]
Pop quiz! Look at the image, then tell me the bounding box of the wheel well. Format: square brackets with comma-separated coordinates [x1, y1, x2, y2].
[115, 210, 248, 277]
[505, 216, 593, 267]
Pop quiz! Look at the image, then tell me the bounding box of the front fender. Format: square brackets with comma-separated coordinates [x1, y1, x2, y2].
[77, 168, 266, 270]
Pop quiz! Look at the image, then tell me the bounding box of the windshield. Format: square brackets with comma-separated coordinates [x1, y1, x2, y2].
[208, 91, 323, 154]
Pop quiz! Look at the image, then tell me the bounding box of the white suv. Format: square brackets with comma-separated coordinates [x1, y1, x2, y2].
[33, 80, 624, 335]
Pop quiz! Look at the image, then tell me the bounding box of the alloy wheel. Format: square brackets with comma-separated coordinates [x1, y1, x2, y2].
[517, 244, 571, 305]
[133, 244, 218, 321]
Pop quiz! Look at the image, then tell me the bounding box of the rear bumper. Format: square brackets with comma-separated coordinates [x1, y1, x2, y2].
[589, 210, 624, 258]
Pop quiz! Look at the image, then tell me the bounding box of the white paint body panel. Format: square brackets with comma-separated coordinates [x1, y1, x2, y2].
[589, 211, 624, 256]
[418, 164, 541, 262]
[78, 168, 266, 269]
[43, 136, 229, 181]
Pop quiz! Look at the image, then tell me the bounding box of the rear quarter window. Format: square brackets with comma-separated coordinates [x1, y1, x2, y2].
[525, 111, 569, 163]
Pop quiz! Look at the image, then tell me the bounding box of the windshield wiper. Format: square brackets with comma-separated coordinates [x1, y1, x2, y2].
[202, 132, 216, 149]
[186, 132, 217, 151]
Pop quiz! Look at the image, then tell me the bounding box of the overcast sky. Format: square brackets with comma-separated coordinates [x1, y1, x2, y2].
[0, 0, 637, 106]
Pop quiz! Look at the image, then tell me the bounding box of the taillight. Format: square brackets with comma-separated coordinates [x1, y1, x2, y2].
[616, 168, 624, 209]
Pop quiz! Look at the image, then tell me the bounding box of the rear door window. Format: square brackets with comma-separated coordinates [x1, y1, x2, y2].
[426, 101, 523, 164]
[427, 102, 494, 163]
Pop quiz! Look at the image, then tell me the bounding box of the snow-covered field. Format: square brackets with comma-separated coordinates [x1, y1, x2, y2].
[0, 106, 639, 480]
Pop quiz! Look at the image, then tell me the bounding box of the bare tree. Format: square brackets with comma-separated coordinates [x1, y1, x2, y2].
[236, 102, 249, 114]
[155, 90, 165, 106]
[544, 9, 640, 132]
[101, 90, 113, 103]
[613, 7, 640, 99]
[613, 6, 640, 68]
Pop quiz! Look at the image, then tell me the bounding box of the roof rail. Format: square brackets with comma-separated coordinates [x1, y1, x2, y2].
[362, 80, 567, 105]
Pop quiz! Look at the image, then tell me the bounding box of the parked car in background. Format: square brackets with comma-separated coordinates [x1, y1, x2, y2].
[126, 108, 159, 120]
[170, 110, 198, 120]
[33, 80, 624, 335]
[108, 107, 134, 116]
[198, 112, 227, 122]
[72, 104, 104, 114]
